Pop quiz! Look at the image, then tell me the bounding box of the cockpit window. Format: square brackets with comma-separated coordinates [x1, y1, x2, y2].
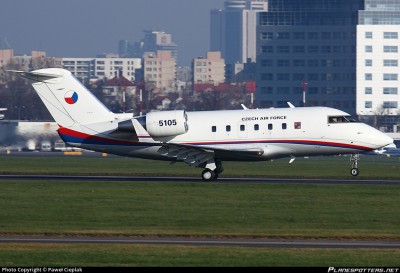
[328, 115, 357, 123]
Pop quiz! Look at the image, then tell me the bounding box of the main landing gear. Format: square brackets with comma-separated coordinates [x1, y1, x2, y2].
[201, 159, 224, 181]
[350, 154, 360, 176]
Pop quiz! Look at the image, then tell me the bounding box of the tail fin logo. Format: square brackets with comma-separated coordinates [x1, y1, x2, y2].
[64, 91, 78, 104]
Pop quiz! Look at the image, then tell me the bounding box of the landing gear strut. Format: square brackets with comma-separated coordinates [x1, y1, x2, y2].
[201, 159, 224, 181]
[350, 154, 359, 176]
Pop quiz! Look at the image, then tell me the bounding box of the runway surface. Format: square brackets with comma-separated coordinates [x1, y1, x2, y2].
[1, 174, 400, 185]
[0, 235, 399, 249]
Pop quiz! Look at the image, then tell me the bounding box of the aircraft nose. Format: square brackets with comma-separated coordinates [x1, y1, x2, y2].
[381, 133, 394, 147]
[372, 130, 393, 149]
[357, 125, 394, 149]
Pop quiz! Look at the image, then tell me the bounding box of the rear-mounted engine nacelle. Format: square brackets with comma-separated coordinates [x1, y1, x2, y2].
[146, 110, 188, 137]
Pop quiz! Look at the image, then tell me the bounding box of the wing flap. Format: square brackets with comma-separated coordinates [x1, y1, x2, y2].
[157, 143, 265, 166]
[157, 144, 215, 167]
[157, 144, 214, 167]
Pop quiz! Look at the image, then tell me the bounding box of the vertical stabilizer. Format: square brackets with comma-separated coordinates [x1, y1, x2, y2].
[21, 68, 113, 127]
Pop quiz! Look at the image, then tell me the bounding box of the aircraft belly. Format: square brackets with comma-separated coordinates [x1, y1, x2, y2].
[112, 146, 168, 160]
[210, 142, 364, 161]
[285, 143, 363, 157]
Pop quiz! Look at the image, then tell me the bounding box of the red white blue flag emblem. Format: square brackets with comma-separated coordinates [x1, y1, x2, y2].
[64, 91, 78, 104]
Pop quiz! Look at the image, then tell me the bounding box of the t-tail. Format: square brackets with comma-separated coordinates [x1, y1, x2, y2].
[11, 68, 152, 149]
[15, 68, 115, 127]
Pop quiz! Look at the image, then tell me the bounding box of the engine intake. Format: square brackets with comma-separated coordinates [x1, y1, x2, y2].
[145, 110, 188, 137]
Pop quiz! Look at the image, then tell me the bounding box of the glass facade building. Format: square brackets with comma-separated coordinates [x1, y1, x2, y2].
[267, 0, 363, 12]
[357, 0, 400, 130]
[210, 1, 268, 64]
[359, 0, 400, 24]
[255, 0, 364, 113]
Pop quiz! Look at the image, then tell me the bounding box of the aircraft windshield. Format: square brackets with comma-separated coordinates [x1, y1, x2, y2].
[328, 115, 357, 124]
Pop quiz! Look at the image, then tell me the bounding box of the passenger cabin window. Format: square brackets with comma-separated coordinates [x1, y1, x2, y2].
[268, 124, 273, 130]
[212, 126, 217, 132]
[282, 123, 287, 130]
[328, 116, 356, 123]
[240, 125, 245, 131]
[254, 124, 259, 131]
[226, 125, 231, 132]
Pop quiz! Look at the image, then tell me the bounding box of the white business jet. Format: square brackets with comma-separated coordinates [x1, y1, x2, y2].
[12, 68, 393, 181]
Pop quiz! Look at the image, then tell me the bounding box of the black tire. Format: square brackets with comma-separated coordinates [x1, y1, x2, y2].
[350, 168, 359, 176]
[201, 169, 216, 181]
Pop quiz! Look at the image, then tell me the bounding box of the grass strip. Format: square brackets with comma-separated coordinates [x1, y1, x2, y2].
[0, 181, 398, 239]
[0, 243, 399, 267]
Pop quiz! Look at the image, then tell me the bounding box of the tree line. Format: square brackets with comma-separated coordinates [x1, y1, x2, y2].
[0, 63, 253, 120]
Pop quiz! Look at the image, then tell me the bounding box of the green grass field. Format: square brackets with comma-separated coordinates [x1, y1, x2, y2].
[0, 181, 399, 238]
[0, 154, 399, 266]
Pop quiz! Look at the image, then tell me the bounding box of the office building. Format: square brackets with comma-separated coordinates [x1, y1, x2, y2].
[256, 0, 364, 114]
[357, 0, 400, 126]
[210, 0, 268, 64]
[0, 49, 13, 67]
[0, 49, 62, 71]
[193, 51, 225, 85]
[62, 56, 141, 83]
[143, 50, 177, 91]
[225, 61, 256, 83]
[119, 30, 178, 61]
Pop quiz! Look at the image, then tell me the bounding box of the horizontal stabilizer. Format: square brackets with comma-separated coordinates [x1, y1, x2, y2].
[8, 70, 63, 82]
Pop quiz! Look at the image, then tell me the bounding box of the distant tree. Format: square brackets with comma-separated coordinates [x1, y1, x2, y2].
[373, 104, 398, 131]
[0, 63, 52, 120]
[181, 84, 252, 111]
[29, 57, 61, 71]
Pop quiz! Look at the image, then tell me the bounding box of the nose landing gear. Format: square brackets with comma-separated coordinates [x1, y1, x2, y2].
[350, 154, 359, 176]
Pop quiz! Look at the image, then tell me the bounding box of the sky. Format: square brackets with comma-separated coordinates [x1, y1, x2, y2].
[0, 0, 225, 66]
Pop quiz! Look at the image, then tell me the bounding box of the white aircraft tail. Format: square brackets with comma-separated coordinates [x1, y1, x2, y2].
[18, 68, 114, 127]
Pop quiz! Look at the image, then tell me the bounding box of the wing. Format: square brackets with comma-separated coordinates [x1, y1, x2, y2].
[157, 143, 265, 167]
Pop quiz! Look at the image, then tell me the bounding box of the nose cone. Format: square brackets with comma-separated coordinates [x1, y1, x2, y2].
[353, 123, 393, 150]
[379, 133, 394, 148]
[366, 128, 394, 149]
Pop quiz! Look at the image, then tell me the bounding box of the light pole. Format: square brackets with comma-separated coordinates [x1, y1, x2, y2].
[134, 81, 144, 116]
[301, 80, 308, 107]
